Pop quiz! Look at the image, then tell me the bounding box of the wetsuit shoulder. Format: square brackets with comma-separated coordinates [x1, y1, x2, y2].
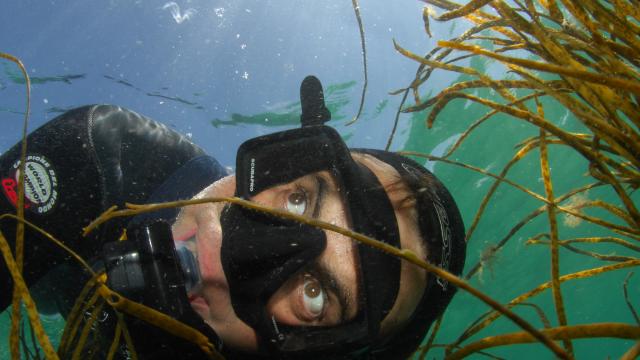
[0, 105, 207, 311]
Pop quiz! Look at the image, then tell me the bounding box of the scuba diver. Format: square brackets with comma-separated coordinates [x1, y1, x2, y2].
[0, 76, 466, 359]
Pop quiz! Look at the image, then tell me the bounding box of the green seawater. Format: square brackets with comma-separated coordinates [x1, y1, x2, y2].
[398, 56, 640, 359]
[210, 80, 357, 128]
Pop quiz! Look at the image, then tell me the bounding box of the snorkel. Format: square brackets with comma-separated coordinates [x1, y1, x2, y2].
[102, 220, 221, 358]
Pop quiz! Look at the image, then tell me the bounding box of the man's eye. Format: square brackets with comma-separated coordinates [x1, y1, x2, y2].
[302, 277, 326, 317]
[286, 190, 308, 215]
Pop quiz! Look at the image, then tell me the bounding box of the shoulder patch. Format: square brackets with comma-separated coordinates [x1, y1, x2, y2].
[2, 154, 59, 214]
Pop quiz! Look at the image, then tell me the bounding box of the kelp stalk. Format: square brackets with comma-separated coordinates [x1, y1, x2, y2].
[539, 124, 573, 355]
[448, 323, 640, 360]
[392, 1, 640, 357]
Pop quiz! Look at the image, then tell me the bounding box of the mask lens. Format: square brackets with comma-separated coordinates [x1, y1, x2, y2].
[247, 171, 339, 221]
[221, 169, 362, 338]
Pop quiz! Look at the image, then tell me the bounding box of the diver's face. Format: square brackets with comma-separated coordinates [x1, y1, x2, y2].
[171, 171, 360, 351]
[171, 155, 427, 351]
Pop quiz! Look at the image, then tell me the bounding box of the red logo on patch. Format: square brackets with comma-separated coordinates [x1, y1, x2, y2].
[2, 177, 31, 209]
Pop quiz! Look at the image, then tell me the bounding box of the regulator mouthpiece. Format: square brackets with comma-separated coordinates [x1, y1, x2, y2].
[175, 241, 201, 292]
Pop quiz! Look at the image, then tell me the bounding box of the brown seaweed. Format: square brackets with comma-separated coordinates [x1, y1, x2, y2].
[392, 0, 640, 358]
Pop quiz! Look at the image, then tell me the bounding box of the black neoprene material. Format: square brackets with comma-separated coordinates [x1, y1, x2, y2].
[353, 149, 467, 360]
[220, 204, 327, 336]
[0, 105, 206, 312]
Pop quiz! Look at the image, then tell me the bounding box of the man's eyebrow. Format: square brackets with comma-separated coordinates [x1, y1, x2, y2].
[315, 261, 352, 323]
[311, 176, 326, 219]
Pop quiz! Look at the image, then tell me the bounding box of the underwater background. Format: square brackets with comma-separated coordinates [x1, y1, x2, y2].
[1, 1, 639, 359]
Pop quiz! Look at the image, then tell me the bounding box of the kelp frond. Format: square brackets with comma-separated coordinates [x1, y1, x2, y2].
[391, 0, 640, 358]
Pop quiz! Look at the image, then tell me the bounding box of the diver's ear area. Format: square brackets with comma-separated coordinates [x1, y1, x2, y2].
[300, 75, 331, 127]
[219, 203, 327, 330]
[351, 149, 467, 359]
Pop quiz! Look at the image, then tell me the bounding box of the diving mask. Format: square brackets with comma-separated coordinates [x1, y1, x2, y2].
[220, 116, 402, 356]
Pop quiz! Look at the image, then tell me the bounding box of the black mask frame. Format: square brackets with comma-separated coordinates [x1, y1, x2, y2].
[221, 125, 402, 357]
